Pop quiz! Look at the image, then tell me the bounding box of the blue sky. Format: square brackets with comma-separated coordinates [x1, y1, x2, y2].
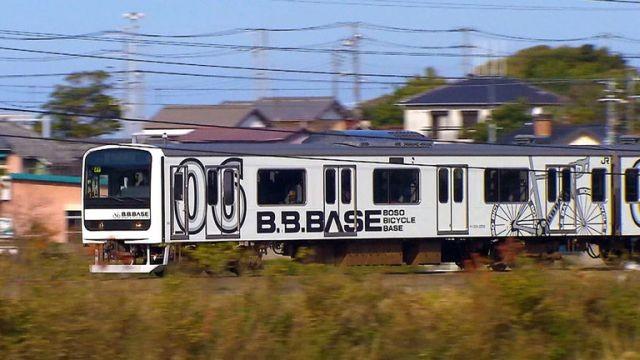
[1, 0, 639, 116]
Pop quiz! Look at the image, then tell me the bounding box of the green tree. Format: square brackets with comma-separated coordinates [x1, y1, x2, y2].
[467, 100, 533, 142]
[43, 71, 122, 138]
[361, 67, 445, 128]
[478, 44, 632, 124]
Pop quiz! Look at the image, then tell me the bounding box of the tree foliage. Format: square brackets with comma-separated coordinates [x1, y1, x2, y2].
[478, 44, 632, 124]
[467, 100, 533, 142]
[43, 71, 122, 138]
[361, 67, 445, 128]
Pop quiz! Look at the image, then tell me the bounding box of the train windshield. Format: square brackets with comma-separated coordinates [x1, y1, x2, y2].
[84, 149, 152, 208]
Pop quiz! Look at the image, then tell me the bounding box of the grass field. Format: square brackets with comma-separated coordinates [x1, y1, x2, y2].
[2, 240, 640, 359]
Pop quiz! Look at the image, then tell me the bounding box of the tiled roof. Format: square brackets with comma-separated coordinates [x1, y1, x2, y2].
[499, 122, 606, 145]
[253, 97, 351, 122]
[400, 76, 563, 106]
[144, 104, 267, 129]
[0, 122, 94, 174]
[176, 127, 307, 143]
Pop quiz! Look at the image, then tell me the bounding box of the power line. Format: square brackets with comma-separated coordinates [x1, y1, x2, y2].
[0, 45, 421, 78]
[0, 30, 505, 58]
[590, 0, 640, 4]
[0, 105, 636, 156]
[274, 0, 640, 11]
[0, 130, 628, 177]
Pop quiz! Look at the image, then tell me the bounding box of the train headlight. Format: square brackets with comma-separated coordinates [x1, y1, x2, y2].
[134, 221, 143, 229]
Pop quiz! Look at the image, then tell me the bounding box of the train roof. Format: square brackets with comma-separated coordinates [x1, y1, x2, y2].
[158, 141, 631, 158]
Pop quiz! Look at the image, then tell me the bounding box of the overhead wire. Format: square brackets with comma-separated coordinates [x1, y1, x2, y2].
[0, 129, 630, 177]
[0, 105, 637, 157]
[273, 0, 640, 11]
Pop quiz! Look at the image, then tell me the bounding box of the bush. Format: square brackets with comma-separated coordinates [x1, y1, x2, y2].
[2, 242, 640, 359]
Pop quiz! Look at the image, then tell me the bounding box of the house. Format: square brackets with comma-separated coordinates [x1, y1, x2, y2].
[399, 76, 563, 141]
[499, 115, 606, 146]
[142, 104, 269, 139]
[251, 96, 354, 131]
[0, 122, 92, 175]
[1, 173, 82, 243]
[0, 122, 92, 242]
[142, 96, 354, 141]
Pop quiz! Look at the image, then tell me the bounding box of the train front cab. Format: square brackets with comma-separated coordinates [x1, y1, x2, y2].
[82, 145, 167, 274]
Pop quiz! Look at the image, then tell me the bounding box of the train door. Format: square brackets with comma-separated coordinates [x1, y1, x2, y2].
[324, 165, 357, 236]
[170, 165, 188, 240]
[437, 166, 469, 234]
[546, 166, 576, 233]
[205, 166, 241, 239]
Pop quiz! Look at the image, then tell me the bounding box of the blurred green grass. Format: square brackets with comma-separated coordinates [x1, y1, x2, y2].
[2, 240, 640, 359]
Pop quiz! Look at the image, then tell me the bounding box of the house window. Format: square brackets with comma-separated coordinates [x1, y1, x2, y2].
[484, 168, 529, 203]
[65, 210, 82, 243]
[23, 158, 47, 174]
[429, 111, 448, 139]
[373, 168, 420, 204]
[461, 111, 478, 129]
[257, 169, 306, 205]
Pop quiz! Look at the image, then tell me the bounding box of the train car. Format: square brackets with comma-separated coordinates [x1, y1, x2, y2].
[82, 138, 626, 273]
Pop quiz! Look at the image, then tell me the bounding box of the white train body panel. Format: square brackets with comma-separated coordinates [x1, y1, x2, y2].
[82, 143, 636, 247]
[161, 152, 614, 243]
[619, 156, 640, 236]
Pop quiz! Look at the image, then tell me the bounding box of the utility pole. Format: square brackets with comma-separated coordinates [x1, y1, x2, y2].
[253, 30, 269, 99]
[487, 75, 497, 143]
[627, 71, 637, 134]
[460, 27, 472, 77]
[345, 23, 362, 116]
[331, 47, 343, 99]
[599, 79, 624, 145]
[121, 12, 144, 139]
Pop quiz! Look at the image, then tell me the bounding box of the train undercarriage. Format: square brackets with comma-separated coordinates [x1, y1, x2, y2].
[88, 236, 640, 274]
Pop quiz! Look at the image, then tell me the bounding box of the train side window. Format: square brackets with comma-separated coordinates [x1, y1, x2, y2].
[484, 169, 498, 202]
[484, 168, 528, 203]
[223, 170, 234, 206]
[373, 168, 420, 204]
[325, 169, 336, 204]
[438, 168, 449, 203]
[592, 168, 606, 203]
[547, 168, 557, 202]
[341, 168, 352, 204]
[561, 168, 572, 202]
[453, 168, 463, 203]
[173, 173, 184, 201]
[625, 168, 639, 202]
[257, 169, 306, 205]
[207, 169, 218, 205]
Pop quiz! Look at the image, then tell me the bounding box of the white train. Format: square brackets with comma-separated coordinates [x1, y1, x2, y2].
[82, 134, 640, 273]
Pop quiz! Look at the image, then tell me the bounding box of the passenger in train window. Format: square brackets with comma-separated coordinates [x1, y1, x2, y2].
[398, 182, 417, 203]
